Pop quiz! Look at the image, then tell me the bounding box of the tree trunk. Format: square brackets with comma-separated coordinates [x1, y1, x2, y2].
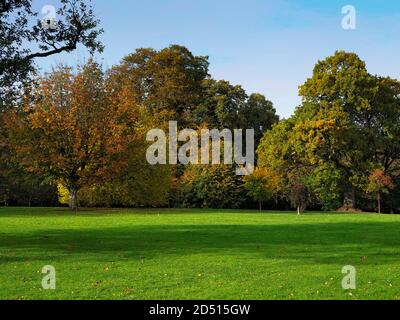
[259, 201, 262, 212]
[377, 192, 381, 214]
[342, 187, 356, 211]
[69, 186, 78, 212]
[297, 206, 301, 215]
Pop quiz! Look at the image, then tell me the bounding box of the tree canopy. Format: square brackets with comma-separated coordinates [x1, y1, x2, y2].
[258, 50, 400, 212]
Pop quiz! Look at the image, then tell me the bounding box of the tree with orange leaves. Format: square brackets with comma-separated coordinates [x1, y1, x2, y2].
[366, 169, 394, 214]
[5, 60, 136, 211]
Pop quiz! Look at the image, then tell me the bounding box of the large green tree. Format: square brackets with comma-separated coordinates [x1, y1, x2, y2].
[259, 51, 400, 212]
[110, 45, 209, 126]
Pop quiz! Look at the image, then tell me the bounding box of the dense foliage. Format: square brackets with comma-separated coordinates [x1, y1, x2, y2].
[258, 51, 400, 213]
[1, 8, 399, 213]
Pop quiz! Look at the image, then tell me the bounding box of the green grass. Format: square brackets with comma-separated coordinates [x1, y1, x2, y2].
[1, 207, 400, 300]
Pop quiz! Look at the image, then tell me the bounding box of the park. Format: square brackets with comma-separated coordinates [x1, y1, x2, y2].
[1, 207, 400, 300]
[1, 1, 400, 302]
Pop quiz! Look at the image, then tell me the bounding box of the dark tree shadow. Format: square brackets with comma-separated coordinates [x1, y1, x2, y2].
[1, 221, 400, 266]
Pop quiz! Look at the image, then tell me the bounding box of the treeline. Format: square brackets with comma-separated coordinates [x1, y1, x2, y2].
[1, 47, 399, 213]
[0, 45, 278, 210]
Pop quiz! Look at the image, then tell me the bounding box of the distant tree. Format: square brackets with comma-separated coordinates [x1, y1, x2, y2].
[257, 119, 315, 213]
[195, 80, 278, 138]
[206, 80, 247, 129]
[242, 93, 279, 146]
[366, 169, 394, 214]
[287, 177, 310, 215]
[244, 168, 281, 211]
[180, 165, 245, 209]
[5, 61, 135, 211]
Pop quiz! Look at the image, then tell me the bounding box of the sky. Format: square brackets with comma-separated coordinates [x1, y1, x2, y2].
[32, 0, 400, 119]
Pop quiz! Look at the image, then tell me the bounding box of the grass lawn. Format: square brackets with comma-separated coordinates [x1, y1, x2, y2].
[1, 207, 400, 300]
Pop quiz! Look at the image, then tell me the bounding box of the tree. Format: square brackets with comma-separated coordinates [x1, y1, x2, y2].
[110, 45, 209, 126]
[297, 51, 400, 210]
[0, 167, 58, 207]
[366, 169, 394, 214]
[244, 167, 281, 211]
[180, 164, 245, 209]
[288, 183, 308, 215]
[5, 61, 135, 210]
[258, 51, 400, 212]
[0, 0, 103, 208]
[297, 51, 374, 210]
[257, 118, 322, 213]
[241, 93, 279, 146]
[77, 114, 174, 208]
[0, 0, 103, 110]
[195, 80, 278, 139]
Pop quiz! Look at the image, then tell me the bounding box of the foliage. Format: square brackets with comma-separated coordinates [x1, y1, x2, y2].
[110, 45, 209, 126]
[366, 170, 395, 195]
[258, 51, 400, 212]
[366, 169, 395, 213]
[244, 167, 281, 210]
[57, 183, 69, 206]
[5, 60, 136, 210]
[0, 170, 58, 206]
[195, 80, 278, 143]
[0, 0, 103, 110]
[180, 165, 245, 209]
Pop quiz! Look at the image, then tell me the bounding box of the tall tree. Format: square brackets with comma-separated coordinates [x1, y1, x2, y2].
[259, 51, 400, 212]
[5, 61, 135, 210]
[110, 45, 209, 126]
[1, 0, 103, 207]
[257, 119, 316, 213]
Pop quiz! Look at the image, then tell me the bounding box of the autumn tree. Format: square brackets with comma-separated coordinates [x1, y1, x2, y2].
[244, 167, 281, 211]
[5, 61, 135, 210]
[77, 100, 174, 208]
[366, 169, 394, 214]
[0, 0, 103, 207]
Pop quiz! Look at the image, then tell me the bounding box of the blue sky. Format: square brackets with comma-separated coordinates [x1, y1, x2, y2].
[32, 0, 400, 118]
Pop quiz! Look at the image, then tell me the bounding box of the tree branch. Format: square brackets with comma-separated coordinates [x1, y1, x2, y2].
[24, 43, 77, 60]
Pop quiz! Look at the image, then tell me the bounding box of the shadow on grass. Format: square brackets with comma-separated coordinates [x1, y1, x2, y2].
[1, 222, 400, 266]
[0, 207, 336, 217]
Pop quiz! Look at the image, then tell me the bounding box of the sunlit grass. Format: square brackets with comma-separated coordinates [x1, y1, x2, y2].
[0, 207, 399, 300]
